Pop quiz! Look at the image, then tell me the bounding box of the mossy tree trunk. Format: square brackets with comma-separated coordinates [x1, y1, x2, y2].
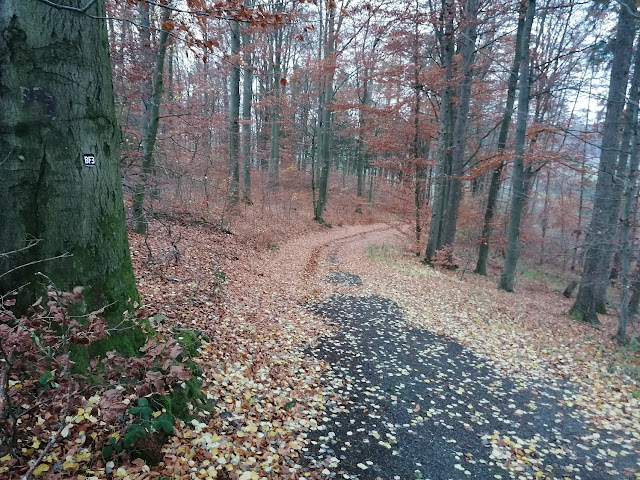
[268, 23, 284, 191]
[615, 30, 640, 343]
[440, 0, 479, 257]
[241, 22, 253, 203]
[0, 0, 143, 355]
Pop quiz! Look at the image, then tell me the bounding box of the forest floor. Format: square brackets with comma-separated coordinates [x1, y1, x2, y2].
[127, 216, 640, 480]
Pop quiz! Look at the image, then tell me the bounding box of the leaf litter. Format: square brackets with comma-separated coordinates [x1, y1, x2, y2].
[55, 220, 638, 479]
[301, 226, 639, 479]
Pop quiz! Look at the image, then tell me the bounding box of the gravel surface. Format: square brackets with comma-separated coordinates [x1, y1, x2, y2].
[304, 292, 638, 480]
[325, 272, 364, 286]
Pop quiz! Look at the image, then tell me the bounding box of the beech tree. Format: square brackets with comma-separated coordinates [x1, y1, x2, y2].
[0, 0, 142, 351]
[241, 17, 254, 203]
[132, 4, 173, 233]
[424, 0, 455, 263]
[475, 1, 527, 275]
[229, 18, 241, 204]
[498, 0, 535, 292]
[439, 0, 479, 255]
[616, 31, 640, 342]
[313, 0, 337, 223]
[570, 0, 637, 324]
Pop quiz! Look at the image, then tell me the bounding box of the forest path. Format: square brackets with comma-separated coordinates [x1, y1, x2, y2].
[135, 221, 639, 479]
[263, 225, 640, 480]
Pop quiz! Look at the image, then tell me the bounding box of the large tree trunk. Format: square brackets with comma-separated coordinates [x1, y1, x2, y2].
[615, 32, 640, 343]
[0, 0, 142, 353]
[440, 0, 479, 255]
[228, 19, 241, 205]
[570, 0, 636, 324]
[498, 0, 536, 292]
[132, 6, 172, 233]
[475, 1, 527, 275]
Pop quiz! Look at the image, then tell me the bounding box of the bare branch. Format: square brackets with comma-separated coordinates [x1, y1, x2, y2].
[34, 0, 98, 14]
[0, 253, 72, 281]
[0, 239, 42, 258]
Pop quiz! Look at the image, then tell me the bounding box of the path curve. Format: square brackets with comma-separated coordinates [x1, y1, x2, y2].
[260, 226, 640, 480]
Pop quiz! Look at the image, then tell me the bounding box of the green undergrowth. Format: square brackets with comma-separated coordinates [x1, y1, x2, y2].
[517, 262, 573, 293]
[105, 328, 209, 465]
[613, 338, 640, 386]
[165, 328, 210, 420]
[365, 245, 400, 264]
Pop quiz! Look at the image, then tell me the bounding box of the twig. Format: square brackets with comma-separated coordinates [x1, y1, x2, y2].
[34, 0, 97, 14]
[0, 253, 72, 280]
[0, 147, 15, 168]
[0, 239, 42, 258]
[21, 392, 71, 480]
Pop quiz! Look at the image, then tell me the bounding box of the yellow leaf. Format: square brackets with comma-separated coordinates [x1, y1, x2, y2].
[33, 463, 50, 476]
[0, 455, 11, 463]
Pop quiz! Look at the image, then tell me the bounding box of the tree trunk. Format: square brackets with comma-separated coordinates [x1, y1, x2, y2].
[475, 1, 527, 275]
[425, 0, 454, 263]
[357, 71, 372, 198]
[570, 0, 636, 324]
[228, 19, 241, 205]
[563, 280, 578, 298]
[498, 0, 536, 292]
[241, 26, 253, 203]
[0, 0, 142, 354]
[538, 168, 551, 265]
[440, 0, 479, 256]
[628, 264, 640, 319]
[268, 25, 284, 190]
[314, 2, 336, 223]
[132, 7, 172, 233]
[616, 31, 640, 343]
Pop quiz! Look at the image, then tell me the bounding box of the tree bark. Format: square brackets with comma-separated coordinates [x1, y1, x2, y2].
[498, 0, 536, 292]
[314, 1, 336, 223]
[440, 0, 479, 256]
[425, 0, 454, 263]
[268, 24, 284, 191]
[616, 31, 640, 343]
[132, 6, 172, 233]
[0, 0, 141, 352]
[241, 25, 253, 203]
[475, 1, 527, 275]
[228, 19, 241, 205]
[570, 0, 636, 324]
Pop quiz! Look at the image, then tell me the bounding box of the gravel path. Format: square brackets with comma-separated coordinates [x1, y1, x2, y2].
[298, 240, 639, 480]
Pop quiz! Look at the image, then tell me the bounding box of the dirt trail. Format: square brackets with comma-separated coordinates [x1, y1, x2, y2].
[229, 222, 403, 308]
